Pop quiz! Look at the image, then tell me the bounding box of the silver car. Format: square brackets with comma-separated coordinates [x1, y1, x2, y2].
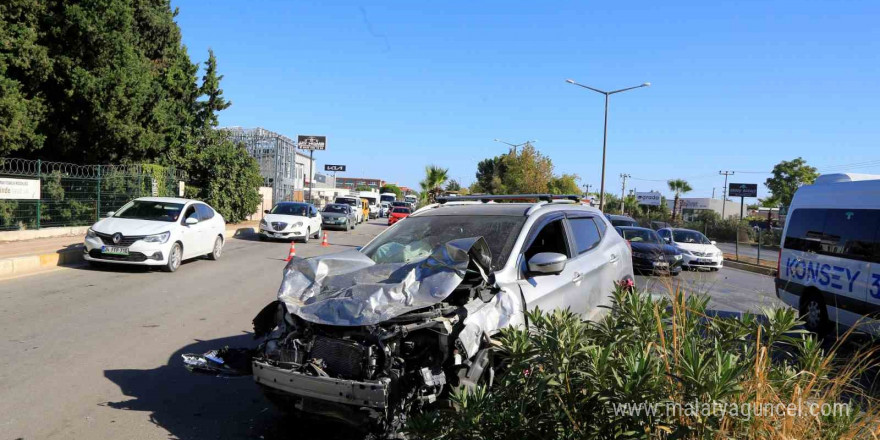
[184, 194, 633, 436]
[320, 203, 357, 230]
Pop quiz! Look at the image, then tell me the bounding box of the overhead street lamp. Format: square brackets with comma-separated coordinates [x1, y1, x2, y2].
[493, 138, 537, 155]
[565, 79, 650, 212]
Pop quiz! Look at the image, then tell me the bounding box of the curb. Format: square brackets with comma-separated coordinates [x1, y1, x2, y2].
[0, 225, 258, 279]
[724, 259, 777, 277]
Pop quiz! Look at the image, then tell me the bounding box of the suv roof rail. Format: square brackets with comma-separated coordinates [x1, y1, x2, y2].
[436, 194, 581, 204]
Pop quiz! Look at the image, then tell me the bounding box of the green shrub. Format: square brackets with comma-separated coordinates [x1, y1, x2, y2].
[407, 287, 879, 439]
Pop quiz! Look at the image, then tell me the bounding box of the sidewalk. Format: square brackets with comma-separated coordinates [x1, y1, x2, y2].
[0, 221, 259, 279]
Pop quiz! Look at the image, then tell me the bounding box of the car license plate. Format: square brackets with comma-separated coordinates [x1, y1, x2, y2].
[698, 258, 711, 263]
[102, 246, 129, 256]
[654, 262, 669, 268]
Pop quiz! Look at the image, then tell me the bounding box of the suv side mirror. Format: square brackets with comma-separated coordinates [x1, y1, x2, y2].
[710, 240, 717, 245]
[663, 237, 671, 243]
[106, 211, 115, 217]
[264, 209, 270, 214]
[528, 252, 567, 276]
[185, 216, 198, 225]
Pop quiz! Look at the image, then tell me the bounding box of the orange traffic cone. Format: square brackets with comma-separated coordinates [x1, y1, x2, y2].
[284, 242, 296, 261]
[321, 232, 329, 247]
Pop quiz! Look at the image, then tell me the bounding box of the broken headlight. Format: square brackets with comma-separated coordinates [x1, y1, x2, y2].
[86, 228, 97, 239]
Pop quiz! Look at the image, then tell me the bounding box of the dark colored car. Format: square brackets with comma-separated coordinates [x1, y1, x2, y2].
[321, 203, 356, 230]
[606, 214, 639, 227]
[615, 226, 682, 275]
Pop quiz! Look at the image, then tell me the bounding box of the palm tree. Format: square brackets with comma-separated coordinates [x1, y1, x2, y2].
[420, 165, 449, 204]
[667, 179, 693, 222]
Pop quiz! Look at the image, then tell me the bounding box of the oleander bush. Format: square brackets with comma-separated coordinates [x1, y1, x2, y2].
[407, 284, 880, 439]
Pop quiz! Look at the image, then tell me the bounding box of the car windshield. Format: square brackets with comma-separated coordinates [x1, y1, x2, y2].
[323, 204, 348, 214]
[673, 230, 711, 244]
[271, 204, 309, 216]
[392, 208, 411, 214]
[361, 215, 526, 270]
[336, 198, 357, 206]
[380, 195, 395, 203]
[621, 229, 661, 244]
[113, 200, 184, 222]
[610, 218, 637, 227]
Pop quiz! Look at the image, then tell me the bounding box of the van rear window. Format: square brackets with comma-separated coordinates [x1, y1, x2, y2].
[784, 208, 880, 262]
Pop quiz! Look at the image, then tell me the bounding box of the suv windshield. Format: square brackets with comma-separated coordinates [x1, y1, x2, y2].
[323, 204, 348, 214]
[361, 215, 526, 270]
[114, 200, 184, 222]
[335, 198, 357, 206]
[392, 208, 411, 214]
[620, 228, 661, 244]
[271, 203, 309, 216]
[673, 230, 711, 244]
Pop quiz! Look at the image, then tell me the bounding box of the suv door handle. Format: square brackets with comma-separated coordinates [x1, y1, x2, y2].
[572, 272, 584, 283]
[609, 254, 619, 263]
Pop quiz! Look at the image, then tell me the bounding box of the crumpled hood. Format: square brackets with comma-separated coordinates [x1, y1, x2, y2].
[277, 237, 491, 326]
[92, 217, 174, 236]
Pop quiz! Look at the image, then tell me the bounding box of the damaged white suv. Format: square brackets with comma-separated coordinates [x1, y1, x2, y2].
[184, 194, 633, 436]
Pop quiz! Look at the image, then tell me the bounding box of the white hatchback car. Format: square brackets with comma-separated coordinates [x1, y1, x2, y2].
[83, 197, 226, 272]
[259, 202, 323, 243]
[657, 228, 723, 271]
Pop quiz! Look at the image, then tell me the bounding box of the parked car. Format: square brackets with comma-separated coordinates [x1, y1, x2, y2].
[605, 214, 639, 227]
[615, 226, 682, 276]
[334, 196, 364, 224]
[182, 194, 634, 437]
[657, 227, 723, 271]
[391, 201, 409, 210]
[259, 202, 322, 243]
[321, 203, 357, 231]
[775, 173, 880, 334]
[83, 197, 225, 272]
[387, 206, 411, 225]
[379, 201, 391, 217]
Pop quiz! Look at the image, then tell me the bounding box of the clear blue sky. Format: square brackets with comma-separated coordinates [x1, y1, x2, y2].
[172, 0, 879, 200]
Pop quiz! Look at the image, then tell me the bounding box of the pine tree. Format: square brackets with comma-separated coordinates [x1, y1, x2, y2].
[197, 49, 231, 128]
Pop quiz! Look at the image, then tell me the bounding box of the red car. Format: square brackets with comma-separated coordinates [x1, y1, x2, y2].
[388, 207, 411, 225]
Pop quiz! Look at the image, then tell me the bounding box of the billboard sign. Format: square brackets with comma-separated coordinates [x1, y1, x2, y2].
[297, 135, 326, 150]
[324, 164, 346, 172]
[0, 178, 40, 200]
[635, 191, 662, 206]
[728, 183, 758, 198]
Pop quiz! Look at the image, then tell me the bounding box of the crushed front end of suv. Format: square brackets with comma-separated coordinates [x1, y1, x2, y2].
[184, 237, 518, 435]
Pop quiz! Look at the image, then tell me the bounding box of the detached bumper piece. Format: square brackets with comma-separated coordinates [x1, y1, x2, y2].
[252, 360, 389, 409]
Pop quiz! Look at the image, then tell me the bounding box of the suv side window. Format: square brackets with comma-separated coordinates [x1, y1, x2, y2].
[818, 209, 880, 262]
[195, 203, 214, 220]
[657, 229, 671, 241]
[567, 217, 603, 255]
[784, 209, 826, 253]
[523, 218, 571, 262]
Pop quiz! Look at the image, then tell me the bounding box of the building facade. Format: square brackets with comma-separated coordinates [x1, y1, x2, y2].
[336, 177, 385, 190]
[666, 197, 744, 221]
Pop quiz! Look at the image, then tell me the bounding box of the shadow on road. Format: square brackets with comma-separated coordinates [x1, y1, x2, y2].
[102, 334, 362, 440]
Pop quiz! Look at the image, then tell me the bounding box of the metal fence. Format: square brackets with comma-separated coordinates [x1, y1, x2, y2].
[221, 127, 303, 204]
[0, 158, 186, 231]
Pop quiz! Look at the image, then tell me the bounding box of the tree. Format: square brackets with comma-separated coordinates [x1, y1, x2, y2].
[380, 184, 402, 199]
[419, 165, 448, 204]
[471, 144, 577, 195]
[764, 157, 818, 208]
[197, 49, 231, 128]
[184, 130, 262, 223]
[354, 184, 373, 191]
[445, 180, 461, 192]
[667, 179, 693, 222]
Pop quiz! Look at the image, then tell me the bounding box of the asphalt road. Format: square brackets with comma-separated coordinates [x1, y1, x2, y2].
[0, 220, 784, 439]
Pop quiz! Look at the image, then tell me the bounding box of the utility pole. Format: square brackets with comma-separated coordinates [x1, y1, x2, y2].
[719, 171, 735, 219]
[619, 173, 630, 214]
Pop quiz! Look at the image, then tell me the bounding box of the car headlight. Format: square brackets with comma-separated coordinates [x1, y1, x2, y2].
[674, 254, 683, 260]
[142, 231, 171, 244]
[260, 219, 268, 228]
[86, 228, 97, 239]
[292, 222, 303, 228]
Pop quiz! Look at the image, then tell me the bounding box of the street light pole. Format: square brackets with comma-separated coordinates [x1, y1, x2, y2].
[565, 79, 650, 212]
[493, 139, 537, 155]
